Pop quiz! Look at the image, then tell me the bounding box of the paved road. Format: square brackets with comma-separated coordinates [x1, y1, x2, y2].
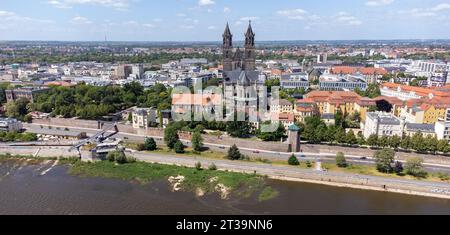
[23, 123, 450, 173]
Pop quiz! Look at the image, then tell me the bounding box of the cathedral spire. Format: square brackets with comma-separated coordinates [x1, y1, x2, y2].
[224, 22, 232, 36]
[245, 20, 255, 38]
[223, 22, 232, 48]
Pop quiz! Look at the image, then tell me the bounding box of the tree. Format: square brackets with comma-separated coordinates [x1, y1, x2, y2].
[257, 121, 285, 141]
[227, 144, 242, 160]
[334, 127, 346, 144]
[192, 131, 204, 152]
[164, 126, 179, 149]
[174, 140, 185, 154]
[390, 135, 401, 149]
[107, 151, 128, 164]
[405, 157, 427, 178]
[345, 131, 357, 145]
[336, 152, 348, 168]
[288, 154, 300, 166]
[144, 137, 157, 151]
[437, 139, 450, 153]
[367, 134, 379, 147]
[400, 135, 411, 150]
[411, 132, 426, 152]
[393, 161, 404, 174]
[424, 135, 438, 153]
[378, 135, 390, 148]
[374, 149, 395, 173]
[226, 113, 252, 138]
[6, 98, 31, 119]
[335, 110, 344, 128]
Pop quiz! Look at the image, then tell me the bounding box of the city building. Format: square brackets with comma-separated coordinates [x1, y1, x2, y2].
[280, 72, 310, 90]
[436, 108, 450, 142]
[294, 99, 317, 123]
[363, 112, 406, 138]
[319, 73, 367, 91]
[0, 118, 23, 132]
[331, 66, 387, 84]
[363, 112, 436, 139]
[270, 99, 293, 114]
[132, 108, 157, 129]
[380, 83, 450, 101]
[115, 65, 132, 80]
[5, 87, 50, 103]
[305, 91, 374, 121]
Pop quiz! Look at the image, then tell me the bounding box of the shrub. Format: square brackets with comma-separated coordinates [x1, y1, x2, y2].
[374, 149, 395, 173]
[195, 162, 202, 171]
[115, 152, 128, 164]
[336, 152, 348, 168]
[393, 161, 404, 174]
[136, 143, 146, 151]
[208, 163, 217, 171]
[144, 137, 157, 151]
[288, 154, 300, 166]
[174, 140, 185, 154]
[227, 144, 242, 160]
[305, 161, 313, 168]
[405, 157, 427, 178]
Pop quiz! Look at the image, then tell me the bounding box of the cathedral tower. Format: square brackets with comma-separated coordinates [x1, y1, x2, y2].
[243, 21, 256, 71]
[222, 23, 233, 72]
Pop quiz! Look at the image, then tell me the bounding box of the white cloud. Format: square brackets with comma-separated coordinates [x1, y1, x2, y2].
[399, 3, 450, 18]
[366, 0, 394, 7]
[70, 16, 92, 25]
[240, 16, 259, 22]
[224, 7, 231, 13]
[429, 3, 450, 11]
[277, 9, 308, 20]
[207, 26, 217, 30]
[335, 12, 362, 25]
[198, 0, 215, 6]
[45, 0, 131, 11]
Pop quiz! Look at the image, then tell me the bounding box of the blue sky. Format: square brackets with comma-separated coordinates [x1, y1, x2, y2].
[1, 0, 450, 41]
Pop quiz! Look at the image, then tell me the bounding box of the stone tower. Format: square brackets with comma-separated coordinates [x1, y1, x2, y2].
[222, 23, 233, 72]
[288, 124, 301, 152]
[244, 21, 256, 71]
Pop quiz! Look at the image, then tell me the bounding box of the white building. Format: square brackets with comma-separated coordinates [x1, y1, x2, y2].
[363, 112, 406, 138]
[0, 118, 23, 132]
[132, 108, 157, 129]
[280, 72, 310, 90]
[436, 108, 450, 142]
[319, 73, 367, 91]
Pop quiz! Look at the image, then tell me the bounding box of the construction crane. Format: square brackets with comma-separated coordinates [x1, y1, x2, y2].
[70, 122, 119, 158]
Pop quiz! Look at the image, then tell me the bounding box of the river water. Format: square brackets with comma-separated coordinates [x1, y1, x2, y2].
[1, 160, 450, 215]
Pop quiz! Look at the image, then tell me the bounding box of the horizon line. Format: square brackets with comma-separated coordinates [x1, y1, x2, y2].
[2, 39, 450, 44]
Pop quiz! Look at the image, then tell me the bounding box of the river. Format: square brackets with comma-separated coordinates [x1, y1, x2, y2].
[1, 160, 450, 215]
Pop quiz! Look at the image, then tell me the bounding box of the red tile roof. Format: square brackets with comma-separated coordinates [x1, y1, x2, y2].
[331, 66, 387, 76]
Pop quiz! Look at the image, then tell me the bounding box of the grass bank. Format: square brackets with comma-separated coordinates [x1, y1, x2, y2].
[63, 158, 277, 200]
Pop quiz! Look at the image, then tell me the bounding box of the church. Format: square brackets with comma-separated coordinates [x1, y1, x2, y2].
[221, 22, 266, 115]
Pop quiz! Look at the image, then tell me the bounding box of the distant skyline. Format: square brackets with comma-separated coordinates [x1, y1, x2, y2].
[1, 0, 450, 41]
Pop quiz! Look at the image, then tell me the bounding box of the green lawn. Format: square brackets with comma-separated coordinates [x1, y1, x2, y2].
[65, 159, 271, 199]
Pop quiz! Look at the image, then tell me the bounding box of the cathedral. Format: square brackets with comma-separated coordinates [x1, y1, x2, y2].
[222, 22, 266, 116]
